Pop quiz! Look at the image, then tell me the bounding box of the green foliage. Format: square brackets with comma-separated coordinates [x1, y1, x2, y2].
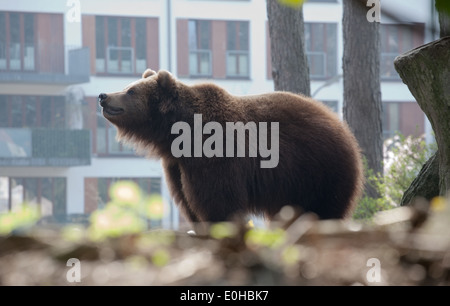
[383, 134, 435, 205]
[0, 205, 40, 235]
[353, 195, 392, 220]
[245, 227, 286, 249]
[210, 222, 238, 239]
[352, 161, 392, 220]
[278, 0, 306, 9]
[88, 203, 147, 241]
[436, 0, 450, 16]
[353, 133, 436, 220]
[88, 180, 168, 241]
[151, 248, 171, 267]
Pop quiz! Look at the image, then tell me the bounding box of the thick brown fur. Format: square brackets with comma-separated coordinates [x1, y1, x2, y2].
[99, 69, 364, 225]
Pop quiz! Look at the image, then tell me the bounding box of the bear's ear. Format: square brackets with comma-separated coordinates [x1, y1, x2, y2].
[156, 70, 177, 93]
[156, 70, 178, 114]
[142, 69, 157, 78]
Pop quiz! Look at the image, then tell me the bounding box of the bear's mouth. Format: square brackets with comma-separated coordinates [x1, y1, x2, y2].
[103, 106, 124, 116]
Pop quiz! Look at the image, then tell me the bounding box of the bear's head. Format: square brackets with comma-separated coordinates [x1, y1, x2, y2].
[98, 69, 184, 155]
[98, 69, 180, 124]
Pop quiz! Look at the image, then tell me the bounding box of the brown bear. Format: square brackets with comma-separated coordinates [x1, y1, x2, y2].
[99, 69, 364, 226]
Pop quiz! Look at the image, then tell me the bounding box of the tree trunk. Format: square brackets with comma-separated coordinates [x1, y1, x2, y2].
[439, 12, 450, 37]
[342, 0, 383, 198]
[266, 0, 310, 96]
[401, 152, 440, 205]
[394, 37, 450, 198]
[400, 5, 449, 205]
[437, 2, 450, 37]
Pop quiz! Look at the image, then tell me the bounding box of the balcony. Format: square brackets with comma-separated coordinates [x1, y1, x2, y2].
[0, 128, 91, 167]
[0, 44, 90, 85]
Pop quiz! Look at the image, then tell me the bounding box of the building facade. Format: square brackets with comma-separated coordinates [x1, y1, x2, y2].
[0, 0, 437, 227]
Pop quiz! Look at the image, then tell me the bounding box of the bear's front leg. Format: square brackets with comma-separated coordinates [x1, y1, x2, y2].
[161, 158, 200, 224]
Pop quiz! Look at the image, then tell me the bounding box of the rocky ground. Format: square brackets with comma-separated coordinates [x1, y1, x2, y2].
[1, 197, 450, 286]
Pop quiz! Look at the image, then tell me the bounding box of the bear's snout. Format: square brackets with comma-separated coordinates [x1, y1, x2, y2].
[99, 93, 125, 116]
[98, 93, 108, 106]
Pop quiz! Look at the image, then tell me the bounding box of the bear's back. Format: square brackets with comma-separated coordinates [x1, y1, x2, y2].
[186, 86, 363, 220]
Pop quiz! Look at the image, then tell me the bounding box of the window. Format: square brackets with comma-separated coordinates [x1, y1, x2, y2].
[135, 18, 148, 73]
[95, 16, 148, 74]
[226, 21, 249, 78]
[188, 20, 212, 77]
[380, 24, 424, 80]
[382, 102, 425, 140]
[0, 95, 66, 128]
[383, 102, 399, 139]
[0, 12, 35, 71]
[179, 19, 251, 79]
[305, 23, 337, 79]
[267, 22, 338, 80]
[0, 177, 66, 217]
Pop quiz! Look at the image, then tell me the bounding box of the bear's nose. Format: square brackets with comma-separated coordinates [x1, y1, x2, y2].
[98, 93, 108, 104]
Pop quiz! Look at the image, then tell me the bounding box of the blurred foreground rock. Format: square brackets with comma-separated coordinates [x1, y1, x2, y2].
[1, 198, 450, 286]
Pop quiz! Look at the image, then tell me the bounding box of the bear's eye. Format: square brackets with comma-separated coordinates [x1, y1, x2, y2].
[126, 89, 135, 96]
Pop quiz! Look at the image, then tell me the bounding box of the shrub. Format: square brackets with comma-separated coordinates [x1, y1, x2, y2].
[353, 133, 436, 220]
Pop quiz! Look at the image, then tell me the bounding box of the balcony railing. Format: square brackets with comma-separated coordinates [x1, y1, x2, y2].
[0, 44, 90, 84]
[0, 128, 91, 167]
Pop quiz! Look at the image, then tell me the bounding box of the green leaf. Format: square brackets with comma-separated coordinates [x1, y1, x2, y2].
[278, 0, 307, 9]
[210, 222, 237, 239]
[143, 194, 167, 220]
[245, 228, 286, 249]
[108, 180, 142, 208]
[88, 203, 146, 241]
[0, 205, 40, 235]
[151, 248, 171, 267]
